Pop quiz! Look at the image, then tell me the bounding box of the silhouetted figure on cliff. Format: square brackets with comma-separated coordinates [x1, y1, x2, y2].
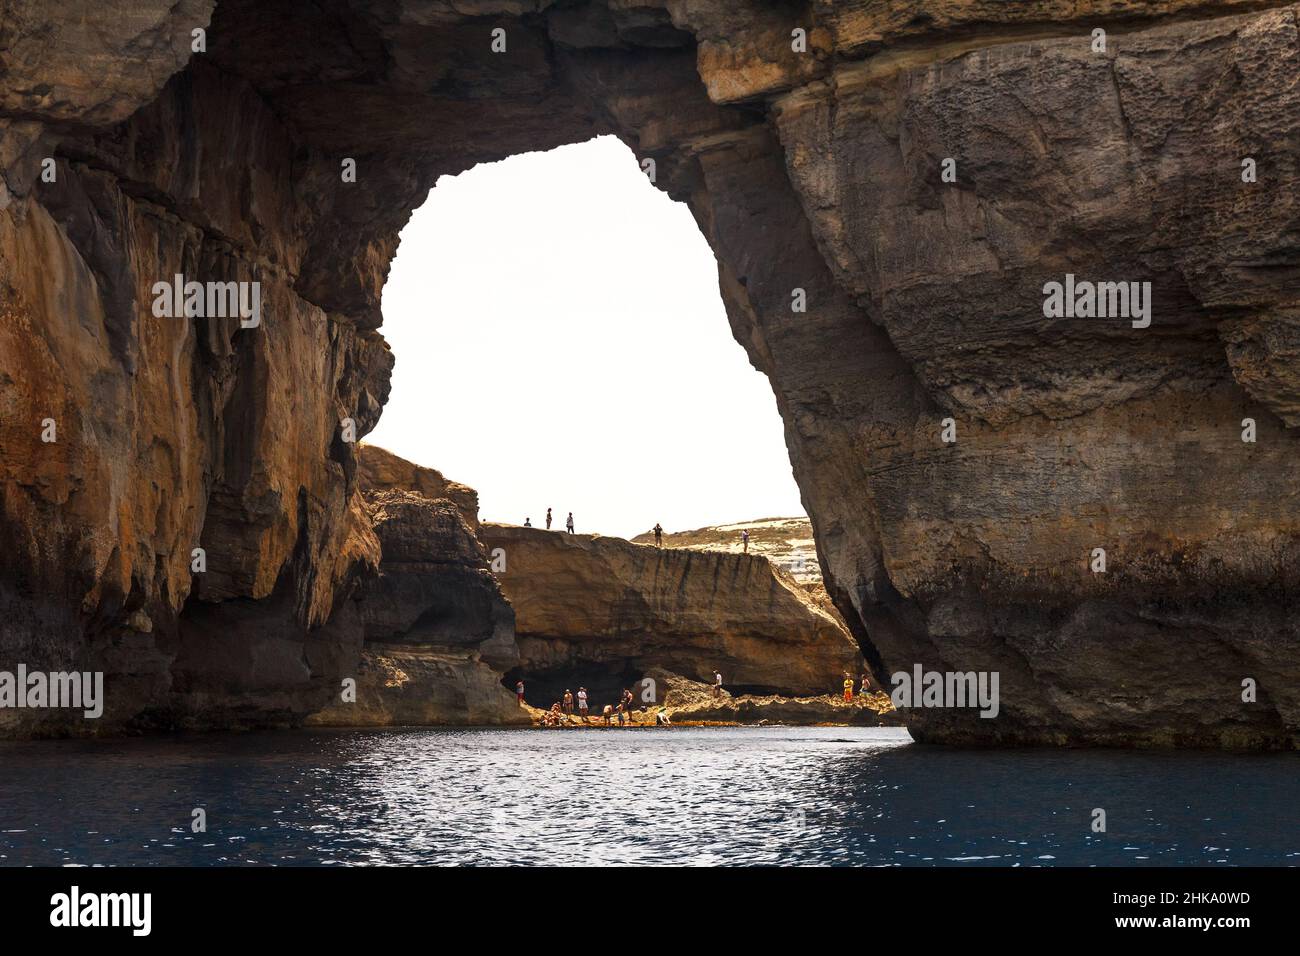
[566, 512, 575, 534]
[653, 523, 663, 547]
[741, 529, 750, 553]
[546, 508, 552, 529]
[524, 517, 532, 527]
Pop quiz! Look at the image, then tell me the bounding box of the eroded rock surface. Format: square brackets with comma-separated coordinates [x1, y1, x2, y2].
[308, 481, 525, 727]
[481, 523, 864, 700]
[3, 1, 1299, 745]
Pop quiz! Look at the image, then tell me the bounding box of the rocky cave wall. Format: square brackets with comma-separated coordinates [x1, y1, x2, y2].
[2, 0, 1299, 745]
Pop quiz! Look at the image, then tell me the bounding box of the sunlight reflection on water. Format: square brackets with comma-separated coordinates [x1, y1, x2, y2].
[1, 726, 1296, 866]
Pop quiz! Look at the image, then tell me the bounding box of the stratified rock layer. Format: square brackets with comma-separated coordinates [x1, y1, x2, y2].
[481, 524, 864, 699]
[3, 1, 1300, 745]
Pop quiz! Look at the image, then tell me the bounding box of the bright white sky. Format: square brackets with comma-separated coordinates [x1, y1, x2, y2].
[367, 134, 805, 540]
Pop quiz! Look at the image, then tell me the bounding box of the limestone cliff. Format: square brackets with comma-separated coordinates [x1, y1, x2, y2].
[480, 523, 864, 702]
[308, 487, 526, 727]
[3, 1, 1299, 746]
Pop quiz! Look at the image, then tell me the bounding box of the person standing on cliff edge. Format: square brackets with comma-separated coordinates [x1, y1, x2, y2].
[741, 529, 750, 553]
[566, 512, 575, 534]
[653, 522, 663, 547]
[546, 508, 552, 530]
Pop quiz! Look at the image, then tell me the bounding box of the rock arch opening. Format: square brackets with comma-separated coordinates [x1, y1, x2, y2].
[367, 134, 804, 540]
[366, 134, 831, 711]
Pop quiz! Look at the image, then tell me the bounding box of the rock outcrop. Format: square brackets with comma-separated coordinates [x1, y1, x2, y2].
[3, 1, 1300, 746]
[633, 517, 821, 584]
[308, 644, 527, 727]
[356, 443, 480, 527]
[481, 523, 864, 703]
[308, 484, 526, 727]
[647, 669, 897, 728]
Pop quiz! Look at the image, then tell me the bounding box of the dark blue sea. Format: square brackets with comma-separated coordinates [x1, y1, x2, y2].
[1, 726, 1296, 866]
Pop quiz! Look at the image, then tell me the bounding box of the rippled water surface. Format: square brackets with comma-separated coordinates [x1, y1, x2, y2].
[1, 726, 1296, 866]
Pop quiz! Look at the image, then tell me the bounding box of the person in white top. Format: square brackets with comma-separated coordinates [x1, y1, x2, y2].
[713, 670, 722, 698]
[577, 687, 588, 716]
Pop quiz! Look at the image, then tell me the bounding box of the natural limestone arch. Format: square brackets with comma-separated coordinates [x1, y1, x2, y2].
[2, 0, 1300, 746]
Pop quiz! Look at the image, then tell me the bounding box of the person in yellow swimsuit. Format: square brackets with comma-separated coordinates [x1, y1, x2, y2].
[843, 674, 854, 702]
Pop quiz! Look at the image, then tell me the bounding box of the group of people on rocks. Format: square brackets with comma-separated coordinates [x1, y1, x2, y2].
[517, 518, 754, 556]
[516, 668, 873, 728]
[650, 525, 751, 553]
[515, 680, 674, 728]
[524, 507, 575, 533]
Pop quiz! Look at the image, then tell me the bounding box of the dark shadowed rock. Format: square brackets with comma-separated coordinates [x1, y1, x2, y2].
[308, 487, 525, 726]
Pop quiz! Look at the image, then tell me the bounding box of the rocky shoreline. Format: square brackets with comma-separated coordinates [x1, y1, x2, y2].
[523, 670, 898, 729]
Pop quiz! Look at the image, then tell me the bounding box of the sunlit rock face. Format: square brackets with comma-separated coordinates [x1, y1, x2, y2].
[2, 1, 1299, 745]
[480, 523, 864, 701]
